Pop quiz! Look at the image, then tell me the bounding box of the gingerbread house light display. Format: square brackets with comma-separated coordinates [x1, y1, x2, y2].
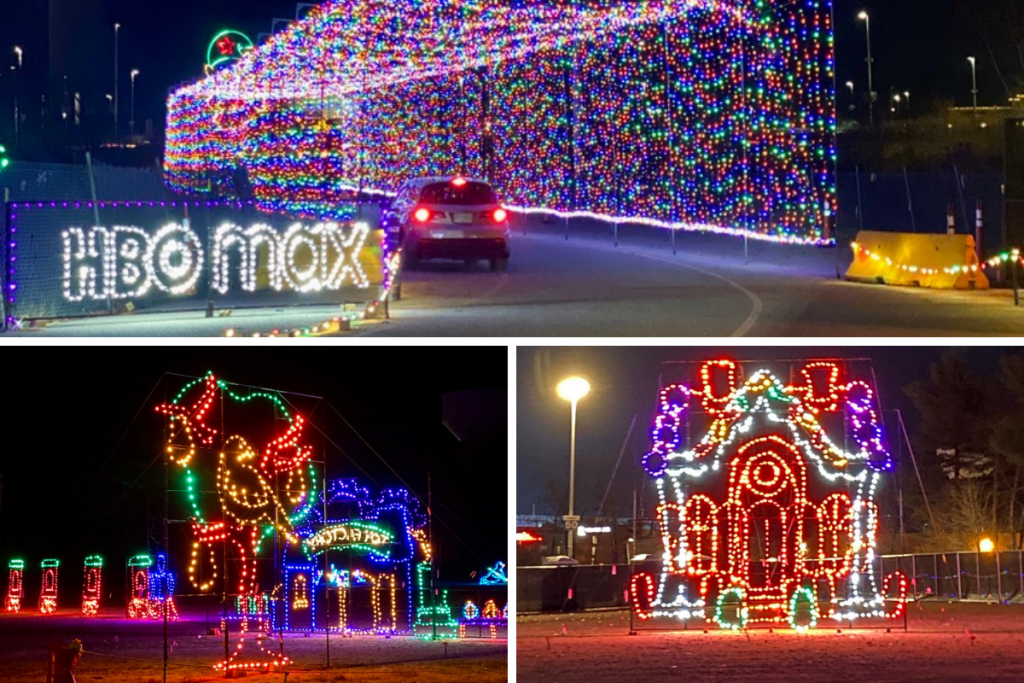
[632, 359, 907, 631]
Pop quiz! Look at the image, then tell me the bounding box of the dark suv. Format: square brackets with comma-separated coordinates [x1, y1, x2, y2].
[382, 177, 511, 271]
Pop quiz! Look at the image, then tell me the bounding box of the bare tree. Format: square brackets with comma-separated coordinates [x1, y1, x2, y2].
[934, 481, 994, 550]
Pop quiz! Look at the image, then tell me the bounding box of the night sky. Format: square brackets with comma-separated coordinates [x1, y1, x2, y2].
[0, 0, 1007, 139]
[516, 346, 1013, 516]
[0, 348, 507, 596]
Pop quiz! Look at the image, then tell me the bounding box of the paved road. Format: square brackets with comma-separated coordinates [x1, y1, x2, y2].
[358, 218, 1024, 337]
[11, 215, 1024, 337]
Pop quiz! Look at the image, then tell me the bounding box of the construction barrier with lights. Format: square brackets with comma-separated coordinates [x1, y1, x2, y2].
[630, 358, 908, 631]
[846, 231, 989, 290]
[164, 0, 836, 245]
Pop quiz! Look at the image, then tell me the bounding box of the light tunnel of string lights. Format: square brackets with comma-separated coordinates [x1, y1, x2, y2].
[164, 0, 836, 245]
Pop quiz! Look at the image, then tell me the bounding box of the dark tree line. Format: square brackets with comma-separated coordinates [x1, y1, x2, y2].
[905, 352, 1024, 550]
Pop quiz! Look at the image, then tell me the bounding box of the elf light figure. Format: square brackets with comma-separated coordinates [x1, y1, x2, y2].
[81, 556, 103, 616]
[127, 555, 153, 618]
[633, 359, 908, 631]
[5, 560, 24, 613]
[147, 553, 179, 621]
[39, 559, 60, 614]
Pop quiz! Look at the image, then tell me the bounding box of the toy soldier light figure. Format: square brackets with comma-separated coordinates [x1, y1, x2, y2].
[148, 554, 179, 621]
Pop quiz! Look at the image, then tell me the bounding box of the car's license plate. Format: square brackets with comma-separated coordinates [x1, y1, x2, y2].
[452, 212, 474, 224]
[430, 230, 464, 239]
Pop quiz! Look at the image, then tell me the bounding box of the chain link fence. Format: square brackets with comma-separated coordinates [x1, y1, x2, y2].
[518, 550, 1024, 614]
[1, 161, 167, 203]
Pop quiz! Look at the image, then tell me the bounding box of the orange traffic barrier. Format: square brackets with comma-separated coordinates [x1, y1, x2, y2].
[845, 230, 989, 290]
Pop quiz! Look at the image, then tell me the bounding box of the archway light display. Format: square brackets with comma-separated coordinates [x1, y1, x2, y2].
[165, 0, 835, 244]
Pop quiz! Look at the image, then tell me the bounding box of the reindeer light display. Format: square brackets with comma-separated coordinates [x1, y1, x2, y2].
[155, 371, 442, 672]
[156, 371, 305, 673]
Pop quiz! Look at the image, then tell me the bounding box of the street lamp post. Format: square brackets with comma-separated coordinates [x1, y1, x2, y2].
[130, 69, 139, 135]
[904, 91, 910, 117]
[968, 56, 978, 110]
[557, 376, 590, 561]
[13, 47, 22, 149]
[114, 23, 121, 139]
[857, 11, 874, 127]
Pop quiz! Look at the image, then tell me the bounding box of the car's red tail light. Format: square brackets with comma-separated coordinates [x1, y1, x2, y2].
[493, 208, 508, 222]
[413, 207, 432, 223]
[452, 177, 467, 187]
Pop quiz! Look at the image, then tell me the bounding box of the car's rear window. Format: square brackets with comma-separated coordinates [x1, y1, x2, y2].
[418, 181, 498, 206]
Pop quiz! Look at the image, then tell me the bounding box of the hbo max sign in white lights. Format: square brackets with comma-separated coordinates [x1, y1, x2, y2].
[62, 221, 372, 301]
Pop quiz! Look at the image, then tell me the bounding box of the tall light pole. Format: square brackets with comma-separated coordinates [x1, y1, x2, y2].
[904, 91, 910, 117]
[130, 69, 139, 135]
[114, 23, 121, 139]
[557, 376, 590, 561]
[968, 56, 978, 110]
[857, 11, 874, 127]
[13, 47, 22, 148]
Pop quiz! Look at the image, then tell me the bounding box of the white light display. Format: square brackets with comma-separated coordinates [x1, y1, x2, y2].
[63, 221, 372, 301]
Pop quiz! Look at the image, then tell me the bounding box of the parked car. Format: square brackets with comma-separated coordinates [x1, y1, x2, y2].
[541, 555, 579, 566]
[381, 176, 511, 271]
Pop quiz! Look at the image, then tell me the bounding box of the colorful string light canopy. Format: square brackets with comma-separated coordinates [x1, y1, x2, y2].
[165, 0, 836, 244]
[633, 359, 907, 630]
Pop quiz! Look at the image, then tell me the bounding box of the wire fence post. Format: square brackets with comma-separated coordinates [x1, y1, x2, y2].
[956, 552, 962, 598]
[913, 557, 921, 602]
[996, 550, 1003, 601]
[976, 551, 982, 597]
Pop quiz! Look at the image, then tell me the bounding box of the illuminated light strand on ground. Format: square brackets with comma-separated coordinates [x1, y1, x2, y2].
[632, 360, 905, 630]
[850, 242, 982, 276]
[164, 0, 835, 246]
[81, 556, 103, 616]
[39, 559, 59, 615]
[986, 248, 1023, 268]
[5, 560, 24, 613]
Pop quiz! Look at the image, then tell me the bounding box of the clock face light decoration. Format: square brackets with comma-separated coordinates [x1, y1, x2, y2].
[39, 559, 60, 615]
[127, 554, 154, 619]
[164, 0, 835, 245]
[5, 560, 24, 613]
[81, 556, 103, 616]
[632, 359, 908, 630]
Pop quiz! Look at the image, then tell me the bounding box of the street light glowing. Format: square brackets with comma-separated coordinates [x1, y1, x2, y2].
[857, 11, 869, 20]
[979, 537, 995, 553]
[557, 377, 590, 403]
[967, 56, 976, 65]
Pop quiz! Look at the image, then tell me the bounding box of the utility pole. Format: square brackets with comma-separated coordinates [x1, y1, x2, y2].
[428, 472, 437, 640]
[114, 23, 120, 139]
[857, 11, 874, 128]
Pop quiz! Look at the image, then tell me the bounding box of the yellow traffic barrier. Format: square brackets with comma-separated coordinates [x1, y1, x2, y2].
[845, 230, 989, 290]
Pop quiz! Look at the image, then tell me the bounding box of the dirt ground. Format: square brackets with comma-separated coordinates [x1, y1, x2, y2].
[0, 607, 506, 683]
[517, 601, 1024, 683]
